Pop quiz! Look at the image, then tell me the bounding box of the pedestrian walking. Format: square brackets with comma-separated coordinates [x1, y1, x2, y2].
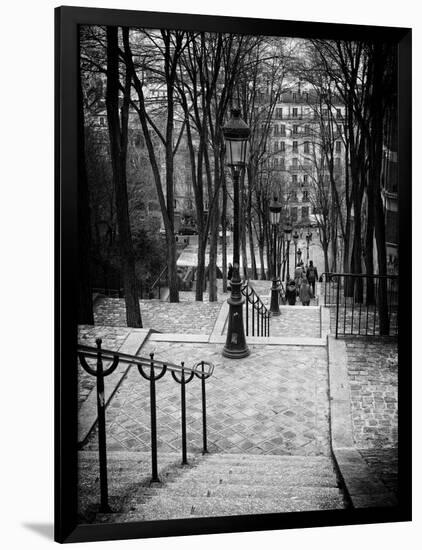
[294, 262, 305, 294]
[306, 260, 318, 295]
[299, 275, 313, 306]
[285, 279, 297, 305]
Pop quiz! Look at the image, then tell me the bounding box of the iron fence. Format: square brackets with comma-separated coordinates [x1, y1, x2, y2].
[78, 338, 214, 512]
[321, 272, 398, 338]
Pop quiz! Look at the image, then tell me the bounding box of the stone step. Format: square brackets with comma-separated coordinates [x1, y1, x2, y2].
[168, 471, 338, 487]
[146, 482, 341, 498]
[102, 492, 346, 523]
[202, 453, 332, 464]
[79, 450, 346, 524]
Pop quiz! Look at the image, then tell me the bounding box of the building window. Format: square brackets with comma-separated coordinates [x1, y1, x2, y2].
[335, 141, 342, 153]
[293, 141, 298, 153]
[273, 158, 278, 168]
[174, 200, 178, 209]
[292, 174, 298, 184]
[302, 206, 309, 219]
[292, 107, 298, 118]
[273, 124, 279, 136]
[335, 157, 341, 167]
[99, 116, 105, 126]
[280, 158, 285, 169]
[304, 174, 308, 184]
[292, 157, 298, 168]
[274, 142, 279, 152]
[304, 141, 310, 153]
[336, 108, 342, 119]
[280, 125, 286, 136]
[302, 191, 309, 201]
[280, 141, 285, 152]
[276, 107, 283, 119]
[304, 124, 310, 136]
[292, 125, 299, 135]
[291, 206, 298, 221]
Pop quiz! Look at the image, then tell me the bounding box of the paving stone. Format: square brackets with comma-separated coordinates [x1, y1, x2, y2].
[345, 338, 398, 450]
[83, 342, 331, 457]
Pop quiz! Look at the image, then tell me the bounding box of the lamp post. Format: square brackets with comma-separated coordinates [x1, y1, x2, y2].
[222, 109, 250, 359]
[284, 220, 292, 282]
[306, 229, 312, 266]
[269, 197, 282, 316]
[293, 229, 299, 267]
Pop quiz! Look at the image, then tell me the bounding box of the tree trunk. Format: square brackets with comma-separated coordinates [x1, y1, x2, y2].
[221, 174, 228, 293]
[208, 201, 219, 302]
[77, 42, 94, 325]
[195, 239, 206, 300]
[106, 27, 142, 328]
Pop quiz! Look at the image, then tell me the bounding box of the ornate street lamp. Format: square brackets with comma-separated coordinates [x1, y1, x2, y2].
[284, 219, 292, 281]
[222, 109, 250, 359]
[293, 229, 299, 267]
[269, 197, 282, 316]
[306, 229, 312, 266]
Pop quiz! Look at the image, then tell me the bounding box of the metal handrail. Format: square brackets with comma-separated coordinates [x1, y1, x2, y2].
[77, 344, 214, 378]
[78, 339, 214, 512]
[149, 265, 168, 299]
[241, 281, 271, 337]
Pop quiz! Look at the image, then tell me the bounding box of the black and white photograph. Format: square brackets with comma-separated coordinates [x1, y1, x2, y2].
[54, 5, 411, 544]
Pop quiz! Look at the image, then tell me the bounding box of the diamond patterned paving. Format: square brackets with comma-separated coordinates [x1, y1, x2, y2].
[84, 342, 330, 457]
[94, 298, 221, 334]
[78, 325, 133, 410]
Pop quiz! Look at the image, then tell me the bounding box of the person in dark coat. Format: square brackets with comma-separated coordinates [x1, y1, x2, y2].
[299, 275, 313, 306]
[285, 279, 297, 305]
[306, 261, 318, 295]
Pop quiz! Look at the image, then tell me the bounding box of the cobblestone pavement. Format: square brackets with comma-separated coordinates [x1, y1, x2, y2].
[329, 308, 398, 337]
[270, 309, 320, 338]
[84, 342, 331, 457]
[78, 325, 133, 410]
[345, 337, 398, 449]
[358, 448, 398, 494]
[240, 280, 321, 338]
[94, 298, 222, 334]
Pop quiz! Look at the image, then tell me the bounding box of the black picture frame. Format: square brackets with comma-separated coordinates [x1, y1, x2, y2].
[55, 5, 412, 543]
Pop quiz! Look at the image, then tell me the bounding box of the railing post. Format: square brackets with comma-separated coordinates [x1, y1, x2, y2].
[149, 353, 160, 483]
[201, 361, 208, 454]
[335, 276, 340, 339]
[95, 338, 112, 513]
[180, 363, 188, 465]
[245, 287, 249, 336]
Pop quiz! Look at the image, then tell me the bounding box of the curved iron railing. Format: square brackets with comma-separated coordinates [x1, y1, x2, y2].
[78, 338, 214, 512]
[241, 281, 271, 337]
[320, 272, 398, 338]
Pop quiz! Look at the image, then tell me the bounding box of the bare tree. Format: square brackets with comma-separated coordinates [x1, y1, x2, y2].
[106, 26, 142, 327]
[123, 28, 188, 302]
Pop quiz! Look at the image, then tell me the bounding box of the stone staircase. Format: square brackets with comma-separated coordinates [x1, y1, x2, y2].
[79, 450, 347, 523]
